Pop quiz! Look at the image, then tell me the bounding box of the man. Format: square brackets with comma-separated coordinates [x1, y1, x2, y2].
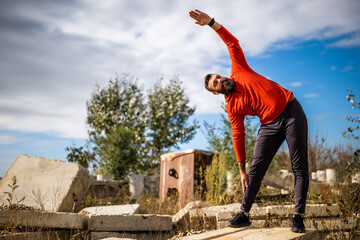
[189, 9, 309, 233]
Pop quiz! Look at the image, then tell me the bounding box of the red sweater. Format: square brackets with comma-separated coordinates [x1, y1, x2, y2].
[216, 26, 293, 162]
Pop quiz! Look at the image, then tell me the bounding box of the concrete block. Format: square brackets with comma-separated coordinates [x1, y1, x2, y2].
[316, 170, 326, 182]
[129, 174, 144, 199]
[265, 216, 356, 231]
[215, 207, 266, 222]
[90, 231, 173, 240]
[178, 227, 320, 240]
[262, 168, 294, 189]
[250, 207, 267, 219]
[352, 172, 360, 183]
[79, 204, 140, 216]
[99, 238, 134, 240]
[0, 209, 87, 229]
[306, 217, 356, 231]
[266, 204, 340, 218]
[96, 174, 114, 181]
[172, 201, 208, 223]
[251, 220, 267, 228]
[189, 203, 242, 219]
[266, 205, 295, 218]
[0, 231, 81, 240]
[0, 154, 90, 212]
[306, 204, 340, 217]
[217, 220, 228, 229]
[144, 173, 160, 195]
[86, 178, 127, 199]
[326, 169, 336, 183]
[216, 211, 233, 221]
[88, 214, 172, 231]
[217, 220, 267, 229]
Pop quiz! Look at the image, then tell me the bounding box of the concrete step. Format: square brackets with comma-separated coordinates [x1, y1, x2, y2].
[88, 214, 172, 231]
[179, 227, 320, 240]
[79, 204, 140, 215]
[0, 209, 87, 229]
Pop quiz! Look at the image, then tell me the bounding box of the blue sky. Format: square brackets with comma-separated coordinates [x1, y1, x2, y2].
[0, 0, 359, 176]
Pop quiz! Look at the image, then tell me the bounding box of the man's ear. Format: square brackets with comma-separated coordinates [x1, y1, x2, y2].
[212, 91, 219, 95]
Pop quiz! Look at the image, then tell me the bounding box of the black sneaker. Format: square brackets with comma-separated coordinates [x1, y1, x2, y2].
[229, 211, 251, 228]
[291, 214, 305, 233]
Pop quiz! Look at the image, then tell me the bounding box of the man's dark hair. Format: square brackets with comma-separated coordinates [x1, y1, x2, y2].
[204, 74, 214, 92]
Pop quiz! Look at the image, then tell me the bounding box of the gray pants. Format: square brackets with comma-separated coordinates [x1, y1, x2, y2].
[241, 99, 309, 213]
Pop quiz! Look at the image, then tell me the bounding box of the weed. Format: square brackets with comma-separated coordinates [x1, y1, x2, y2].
[2, 176, 26, 233]
[3, 176, 25, 207]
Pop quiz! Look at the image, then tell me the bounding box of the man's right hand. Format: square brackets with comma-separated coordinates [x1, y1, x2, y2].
[238, 161, 249, 194]
[240, 171, 249, 194]
[189, 9, 212, 26]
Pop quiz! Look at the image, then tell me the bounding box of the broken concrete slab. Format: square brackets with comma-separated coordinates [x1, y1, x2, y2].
[306, 204, 340, 217]
[0, 230, 82, 240]
[216, 206, 267, 222]
[79, 204, 140, 216]
[266, 205, 294, 218]
[189, 203, 248, 219]
[99, 238, 135, 240]
[0, 154, 90, 212]
[268, 217, 357, 231]
[266, 204, 340, 218]
[172, 201, 209, 223]
[178, 227, 319, 240]
[90, 231, 173, 240]
[262, 168, 294, 189]
[172, 201, 209, 232]
[217, 219, 268, 229]
[88, 214, 172, 232]
[0, 209, 87, 229]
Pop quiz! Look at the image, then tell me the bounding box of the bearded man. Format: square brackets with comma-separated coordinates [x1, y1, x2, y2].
[189, 9, 309, 233]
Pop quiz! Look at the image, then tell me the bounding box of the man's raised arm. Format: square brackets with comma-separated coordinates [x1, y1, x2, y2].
[189, 9, 221, 31]
[189, 9, 252, 74]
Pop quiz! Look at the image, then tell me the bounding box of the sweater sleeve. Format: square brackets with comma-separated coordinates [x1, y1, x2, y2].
[215, 26, 252, 75]
[227, 111, 246, 162]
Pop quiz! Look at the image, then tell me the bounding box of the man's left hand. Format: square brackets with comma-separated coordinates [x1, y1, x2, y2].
[189, 9, 211, 26]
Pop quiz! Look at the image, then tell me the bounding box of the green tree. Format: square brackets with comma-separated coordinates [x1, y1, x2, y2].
[86, 73, 147, 147]
[203, 110, 258, 166]
[344, 89, 359, 141]
[146, 76, 198, 163]
[97, 124, 139, 179]
[343, 89, 360, 176]
[86, 74, 148, 176]
[83, 74, 198, 178]
[65, 143, 96, 170]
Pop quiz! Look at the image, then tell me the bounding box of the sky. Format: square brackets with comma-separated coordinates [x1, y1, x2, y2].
[0, 0, 359, 176]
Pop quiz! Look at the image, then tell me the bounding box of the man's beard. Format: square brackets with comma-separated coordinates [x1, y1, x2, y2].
[218, 78, 235, 94]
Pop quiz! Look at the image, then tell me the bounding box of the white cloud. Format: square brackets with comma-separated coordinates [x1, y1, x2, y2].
[331, 66, 337, 70]
[329, 31, 360, 48]
[303, 93, 319, 98]
[0, 0, 359, 138]
[0, 135, 18, 145]
[290, 82, 304, 87]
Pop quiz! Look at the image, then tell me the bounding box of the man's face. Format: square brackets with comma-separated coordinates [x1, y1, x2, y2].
[208, 74, 235, 94]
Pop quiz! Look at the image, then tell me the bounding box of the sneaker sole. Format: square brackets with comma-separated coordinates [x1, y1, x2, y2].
[291, 228, 305, 233]
[228, 222, 251, 228]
